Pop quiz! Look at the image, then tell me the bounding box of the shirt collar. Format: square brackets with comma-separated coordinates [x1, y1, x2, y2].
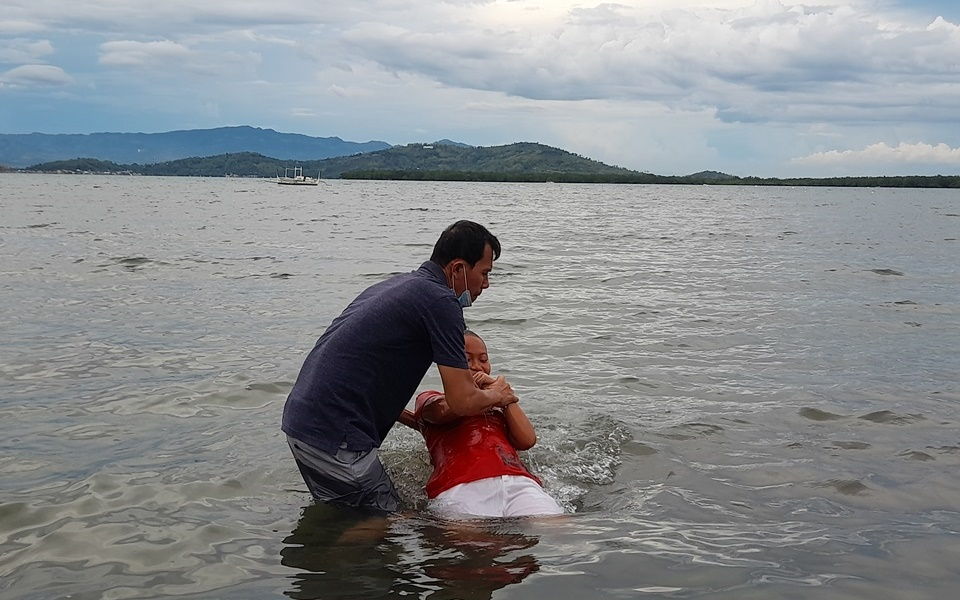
[418, 260, 449, 287]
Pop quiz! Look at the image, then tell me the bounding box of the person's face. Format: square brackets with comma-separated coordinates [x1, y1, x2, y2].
[464, 335, 491, 375]
[452, 243, 494, 302]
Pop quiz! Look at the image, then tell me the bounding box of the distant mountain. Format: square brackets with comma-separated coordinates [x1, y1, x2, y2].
[320, 142, 637, 178]
[21, 153, 960, 187]
[0, 126, 391, 168]
[433, 139, 473, 148]
[24, 142, 641, 179]
[686, 170, 738, 181]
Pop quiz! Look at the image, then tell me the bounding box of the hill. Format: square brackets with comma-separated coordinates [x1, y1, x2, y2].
[0, 126, 390, 168]
[686, 170, 738, 181]
[24, 142, 642, 179]
[320, 142, 638, 178]
[22, 151, 960, 188]
[433, 139, 473, 148]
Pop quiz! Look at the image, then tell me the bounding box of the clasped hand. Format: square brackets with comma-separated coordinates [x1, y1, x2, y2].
[472, 371, 518, 407]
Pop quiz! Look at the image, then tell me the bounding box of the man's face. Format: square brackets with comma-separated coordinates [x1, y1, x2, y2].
[455, 243, 494, 302]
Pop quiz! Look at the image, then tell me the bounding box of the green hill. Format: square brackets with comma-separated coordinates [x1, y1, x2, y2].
[24, 153, 294, 177]
[21, 149, 960, 188]
[324, 142, 637, 177]
[686, 170, 738, 181]
[24, 142, 645, 179]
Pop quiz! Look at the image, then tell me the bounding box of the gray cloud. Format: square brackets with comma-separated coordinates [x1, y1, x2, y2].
[2, 0, 957, 175]
[0, 39, 54, 64]
[99, 40, 192, 68]
[338, 3, 960, 125]
[0, 20, 46, 35]
[1, 63, 73, 86]
[3, 0, 371, 35]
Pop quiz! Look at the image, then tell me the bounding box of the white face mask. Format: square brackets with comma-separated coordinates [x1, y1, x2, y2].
[456, 265, 472, 308]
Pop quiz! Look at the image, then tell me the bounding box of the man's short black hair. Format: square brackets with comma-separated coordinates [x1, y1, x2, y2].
[429, 220, 501, 267]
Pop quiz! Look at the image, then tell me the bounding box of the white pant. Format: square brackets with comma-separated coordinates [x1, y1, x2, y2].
[428, 475, 564, 518]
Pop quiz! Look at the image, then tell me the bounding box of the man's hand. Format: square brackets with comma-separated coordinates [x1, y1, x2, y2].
[486, 375, 518, 407]
[472, 371, 517, 407]
[438, 365, 518, 415]
[472, 371, 497, 388]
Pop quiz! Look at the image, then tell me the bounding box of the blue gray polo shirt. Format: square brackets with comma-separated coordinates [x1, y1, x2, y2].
[282, 261, 469, 454]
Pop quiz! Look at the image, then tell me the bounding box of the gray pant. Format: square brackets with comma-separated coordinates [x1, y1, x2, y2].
[287, 435, 400, 513]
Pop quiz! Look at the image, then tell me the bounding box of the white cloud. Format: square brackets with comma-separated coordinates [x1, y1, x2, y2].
[0, 39, 54, 64]
[0, 63, 73, 86]
[290, 107, 317, 117]
[180, 29, 298, 47]
[336, 1, 960, 125]
[0, 20, 46, 35]
[793, 141, 960, 165]
[96, 39, 264, 80]
[10, 1, 960, 128]
[2, 0, 354, 34]
[3, 0, 960, 175]
[99, 40, 192, 67]
[329, 84, 373, 99]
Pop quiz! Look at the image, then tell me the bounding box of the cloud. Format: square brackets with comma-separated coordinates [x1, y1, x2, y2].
[99, 40, 192, 67]
[96, 39, 263, 80]
[3, 0, 959, 175]
[329, 84, 373, 99]
[290, 107, 317, 117]
[338, 2, 960, 125]
[793, 141, 960, 165]
[0, 63, 73, 87]
[10, 1, 960, 128]
[2, 0, 351, 34]
[0, 20, 46, 35]
[0, 39, 54, 64]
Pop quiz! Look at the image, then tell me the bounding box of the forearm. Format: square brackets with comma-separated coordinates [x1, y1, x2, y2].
[503, 403, 536, 450]
[445, 386, 507, 417]
[397, 409, 419, 431]
[438, 365, 517, 417]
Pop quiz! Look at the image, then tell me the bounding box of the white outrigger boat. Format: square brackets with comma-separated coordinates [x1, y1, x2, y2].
[276, 166, 320, 186]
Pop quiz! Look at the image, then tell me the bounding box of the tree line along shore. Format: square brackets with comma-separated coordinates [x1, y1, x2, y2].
[7, 152, 960, 188]
[339, 170, 960, 188]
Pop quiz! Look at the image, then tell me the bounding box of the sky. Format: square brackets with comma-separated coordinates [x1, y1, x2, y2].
[2, 0, 959, 177]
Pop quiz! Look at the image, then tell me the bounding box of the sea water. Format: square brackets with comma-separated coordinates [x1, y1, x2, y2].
[1, 174, 958, 599]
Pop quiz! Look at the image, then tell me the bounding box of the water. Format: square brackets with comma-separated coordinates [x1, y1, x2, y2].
[1, 174, 958, 599]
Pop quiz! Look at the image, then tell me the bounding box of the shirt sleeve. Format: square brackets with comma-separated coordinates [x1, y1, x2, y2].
[415, 390, 445, 416]
[423, 296, 468, 369]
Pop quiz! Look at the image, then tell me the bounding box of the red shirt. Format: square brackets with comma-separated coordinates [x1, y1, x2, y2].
[415, 391, 541, 498]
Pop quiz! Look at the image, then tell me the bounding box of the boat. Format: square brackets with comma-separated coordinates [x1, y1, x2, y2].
[277, 166, 320, 186]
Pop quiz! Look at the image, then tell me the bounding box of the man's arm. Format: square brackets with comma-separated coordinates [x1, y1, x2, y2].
[437, 365, 518, 417]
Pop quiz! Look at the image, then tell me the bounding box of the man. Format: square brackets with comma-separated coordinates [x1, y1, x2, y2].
[282, 220, 518, 512]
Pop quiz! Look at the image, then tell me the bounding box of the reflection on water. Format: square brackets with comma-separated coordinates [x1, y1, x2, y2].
[282, 504, 543, 600]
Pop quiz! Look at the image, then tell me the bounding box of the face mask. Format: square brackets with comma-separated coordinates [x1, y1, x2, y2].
[456, 265, 472, 308]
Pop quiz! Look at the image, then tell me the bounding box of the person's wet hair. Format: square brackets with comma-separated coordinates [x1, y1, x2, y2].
[430, 221, 501, 267]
